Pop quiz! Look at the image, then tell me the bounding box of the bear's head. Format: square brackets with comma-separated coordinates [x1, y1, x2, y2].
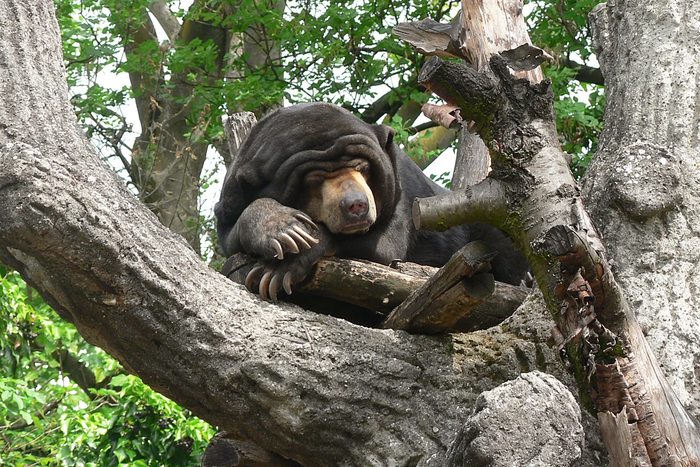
[219, 103, 402, 234]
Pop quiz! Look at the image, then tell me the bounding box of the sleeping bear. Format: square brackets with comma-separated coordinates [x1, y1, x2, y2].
[215, 103, 529, 301]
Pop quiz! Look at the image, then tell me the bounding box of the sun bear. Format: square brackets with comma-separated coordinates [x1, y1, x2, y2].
[215, 103, 529, 301]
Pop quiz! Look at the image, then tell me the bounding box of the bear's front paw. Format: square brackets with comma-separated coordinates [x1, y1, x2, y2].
[236, 199, 321, 260]
[244, 257, 313, 302]
[266, 211, 320, 260]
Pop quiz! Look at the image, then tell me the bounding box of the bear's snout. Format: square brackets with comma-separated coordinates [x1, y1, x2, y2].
[340, 190, 369, 219]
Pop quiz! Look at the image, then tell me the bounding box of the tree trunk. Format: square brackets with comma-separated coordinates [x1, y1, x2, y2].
[126, 6, 220, 254]
[126, 0, 284, 254]
[584, 0, 700, 419]
[397, 1, 700, 461]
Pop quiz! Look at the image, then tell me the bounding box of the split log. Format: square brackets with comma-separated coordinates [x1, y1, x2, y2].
[381, 241, 496, 333]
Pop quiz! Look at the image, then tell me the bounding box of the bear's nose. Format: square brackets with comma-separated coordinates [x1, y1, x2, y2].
[340, 190, 369, 218]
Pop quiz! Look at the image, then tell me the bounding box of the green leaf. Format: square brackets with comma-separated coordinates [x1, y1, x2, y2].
[20, 410, 33, 425]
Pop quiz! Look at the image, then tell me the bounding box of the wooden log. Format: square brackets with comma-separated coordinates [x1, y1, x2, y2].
[221, 254, 423, 315]
[301, 257, 423, 313]
[380, 241, 497, 333]
[381, 274, 494, 334]
[220, 252, 528, 333]
[451, 281, 530, 332]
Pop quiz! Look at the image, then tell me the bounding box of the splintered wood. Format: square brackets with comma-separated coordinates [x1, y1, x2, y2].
[381, 241, 499, 334]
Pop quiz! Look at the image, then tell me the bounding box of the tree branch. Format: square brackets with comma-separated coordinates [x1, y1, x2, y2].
[413, 177, 508, 231]
[359, 78, 423, 124]
[222, 253, 528, 330]
[1, 400, 61, 431]
[407, 49, 700, 461]
[562, 57, 604, 86]
[381, 241, 497, 333]
[418, 56, 500, 133]
[148, 0, 181, 42]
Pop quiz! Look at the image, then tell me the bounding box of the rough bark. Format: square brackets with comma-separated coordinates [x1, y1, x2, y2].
[454, 0, 547, 187]
[394, 0, 547, 191]
[0, 1, 603, 465]
[584, 0, 700, 420]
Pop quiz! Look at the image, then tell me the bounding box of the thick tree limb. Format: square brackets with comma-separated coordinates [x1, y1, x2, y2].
[563, 57, 604, 86]
[0, 133, 543, 466]
[413, 177, 508, 231]
[584, 0, 700, 424]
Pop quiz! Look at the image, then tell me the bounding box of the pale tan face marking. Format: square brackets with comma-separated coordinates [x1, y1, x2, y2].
[298, 164, 377, 234]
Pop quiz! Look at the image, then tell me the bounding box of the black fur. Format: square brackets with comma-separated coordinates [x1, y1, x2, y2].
[215, 103, 529, 299]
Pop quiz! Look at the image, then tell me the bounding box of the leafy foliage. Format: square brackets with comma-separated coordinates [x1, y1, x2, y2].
[55, 0, 461, 176]
[0, 267, 214, 466]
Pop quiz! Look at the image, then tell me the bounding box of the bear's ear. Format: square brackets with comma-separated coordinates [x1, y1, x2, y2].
[373, 124, 396, 152]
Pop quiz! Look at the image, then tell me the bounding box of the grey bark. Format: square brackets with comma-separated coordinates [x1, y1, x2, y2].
[0, 1, 606, 466]
[584, 0, 700, 418]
